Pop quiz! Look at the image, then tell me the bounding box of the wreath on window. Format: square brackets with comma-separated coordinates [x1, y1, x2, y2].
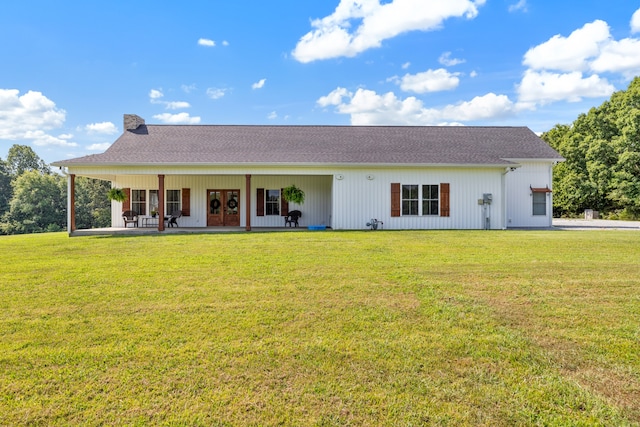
[210, 199, 221, 210]
[227, 198, 238, 209]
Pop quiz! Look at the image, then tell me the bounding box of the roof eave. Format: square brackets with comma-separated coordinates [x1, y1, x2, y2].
[54, 161, 521, 169]
[502, 157, 565, 163]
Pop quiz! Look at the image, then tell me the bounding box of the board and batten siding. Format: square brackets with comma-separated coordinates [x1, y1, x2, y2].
[505, 161, 555, 228]
[331, 168, 505, 230]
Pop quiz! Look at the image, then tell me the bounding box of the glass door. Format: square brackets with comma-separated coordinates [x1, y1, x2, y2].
[223, 190, 240, 226]
[207, 189, 240, 226]
[207, 190, 222, 226]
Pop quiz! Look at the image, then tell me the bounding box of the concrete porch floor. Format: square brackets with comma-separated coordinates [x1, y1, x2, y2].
[69, 226, 322, 237]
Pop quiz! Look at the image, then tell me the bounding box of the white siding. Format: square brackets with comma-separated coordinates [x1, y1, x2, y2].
[505, 162, 554, 228]
[332, 167, 505, 230]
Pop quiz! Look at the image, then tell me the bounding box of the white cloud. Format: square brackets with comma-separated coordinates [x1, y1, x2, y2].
[391, 68, 460, 93]
[632, 8, 640, 33]
[470, 70, 478, 78]
[87, 143, 112, 151]
[149, 89, 163, 99]
[149, 88, 190, 109]
[517, 12, 640, 109]
[292, 0, 485, 63]
[152, 113, 201, 124]
[85, 121, 118, 135]
[165, 101, 191, 110]
[439, 52, 465, 66]
[181, 84, 196, 93]
[206, 87, 228, 100]
[0, 88, 76, 147]
[25, 130, 78, 147]
[316, 87, 513, 125]
[222, 40, 230, 46]
[441, 93, 514, 121]
[523, 20, 611, 72]
[198, 38, 215, 47]
[508, 0, 527, 13]
[590, 38, 640, 77]
[268, 111, 278, 120]
[317, 87, 352, 107]
[401, 62, 411, 69]
[252, 79, 266, 89]
[516, 70, 615, 109]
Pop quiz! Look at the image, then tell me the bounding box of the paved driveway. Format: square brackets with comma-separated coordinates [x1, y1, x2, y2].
[553, 218, 640, 230]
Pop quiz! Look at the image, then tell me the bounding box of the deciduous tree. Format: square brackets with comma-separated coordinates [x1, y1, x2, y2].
[542, 76, 640, 218]
[1, 171, 66, 234]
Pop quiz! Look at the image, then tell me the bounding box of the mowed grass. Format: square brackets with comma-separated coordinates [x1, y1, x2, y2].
[1, 230, 639, 426]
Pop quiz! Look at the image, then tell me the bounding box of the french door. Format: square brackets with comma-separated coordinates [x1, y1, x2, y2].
[207, 189, 240, 226]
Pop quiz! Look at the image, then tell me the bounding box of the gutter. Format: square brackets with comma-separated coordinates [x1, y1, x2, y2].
[50, 161, 523, 169]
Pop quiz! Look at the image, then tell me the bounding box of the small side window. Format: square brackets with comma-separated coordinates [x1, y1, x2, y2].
[532, 192, 546, 216]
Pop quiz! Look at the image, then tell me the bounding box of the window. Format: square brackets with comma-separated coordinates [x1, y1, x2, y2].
[532, 192, 546, 216]
[402, 185, 419, 215]
[392, 182, 449, 217]
[422, 185, 439, 216]
[131, 190, 146, 215]
[266, 189, 280, 215]
[167, 190, 181, 215]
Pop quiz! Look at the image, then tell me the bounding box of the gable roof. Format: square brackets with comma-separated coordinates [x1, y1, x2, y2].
[53, 124, 563, 167]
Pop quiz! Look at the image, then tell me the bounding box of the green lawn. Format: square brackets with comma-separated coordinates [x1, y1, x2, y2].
[1, 230, 639, 426]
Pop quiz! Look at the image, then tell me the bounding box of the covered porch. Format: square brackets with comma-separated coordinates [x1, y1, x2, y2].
[64, 171, 333, 235]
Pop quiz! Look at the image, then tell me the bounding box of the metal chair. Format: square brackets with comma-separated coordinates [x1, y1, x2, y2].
[165, 210, 182, 227]
[122, 210, 139, 228]
[284, 210, 302, 227]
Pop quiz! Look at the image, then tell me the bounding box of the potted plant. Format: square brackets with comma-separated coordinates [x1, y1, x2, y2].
[151, 209, 158, 218]
[107, 188, 127, 203]
[282, 184, 305, 205]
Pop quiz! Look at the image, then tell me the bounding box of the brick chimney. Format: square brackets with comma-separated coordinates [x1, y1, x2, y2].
[124, 114, 145, 131]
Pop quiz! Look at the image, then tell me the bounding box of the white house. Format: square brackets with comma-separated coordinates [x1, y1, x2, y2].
[52, 114, 563, 234]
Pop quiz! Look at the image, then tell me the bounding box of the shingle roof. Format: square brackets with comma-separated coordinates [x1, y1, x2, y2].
[53, 125, 563, 166]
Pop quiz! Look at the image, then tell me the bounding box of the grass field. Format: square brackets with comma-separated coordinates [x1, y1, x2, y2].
[1, 230, 639, 426]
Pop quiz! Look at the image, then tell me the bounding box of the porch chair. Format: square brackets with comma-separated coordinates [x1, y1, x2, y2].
[122, 210, 139, 228]
[165, 210, 182, 228]
[284, 210, 302, 227]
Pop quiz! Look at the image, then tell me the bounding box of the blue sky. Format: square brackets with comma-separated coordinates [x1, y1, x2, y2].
[1, 0, 640, 164]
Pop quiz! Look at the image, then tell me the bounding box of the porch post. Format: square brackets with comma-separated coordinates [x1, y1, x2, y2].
[245, 174, 251, 231]
[69, 174, 76, 233]
[158, 174, 165, 231]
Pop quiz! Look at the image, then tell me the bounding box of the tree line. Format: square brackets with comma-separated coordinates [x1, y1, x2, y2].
[0, 145, 110, 234]
[542, 76, 640, 219]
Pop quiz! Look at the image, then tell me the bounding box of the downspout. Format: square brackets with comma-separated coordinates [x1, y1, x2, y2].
[502, 166, 518, 230]
[501, 168, 507, 230]
[548, 163, 556, 226]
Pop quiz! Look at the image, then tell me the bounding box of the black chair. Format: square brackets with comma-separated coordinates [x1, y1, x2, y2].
[122, 210, 138, 228]
[165, 210, 182, 228]
[284, 210, 302, 227]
